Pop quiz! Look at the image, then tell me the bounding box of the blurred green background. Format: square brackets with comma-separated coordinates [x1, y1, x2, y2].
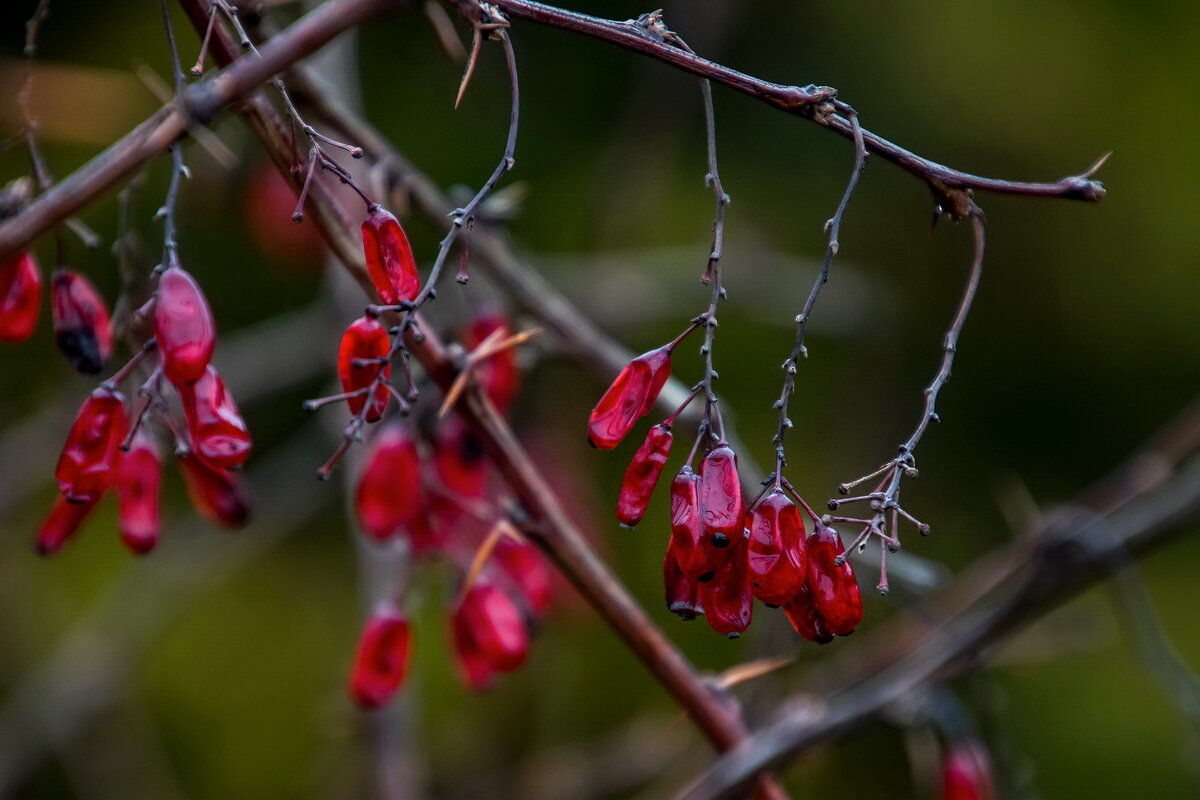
[1, 1, 1198, 798]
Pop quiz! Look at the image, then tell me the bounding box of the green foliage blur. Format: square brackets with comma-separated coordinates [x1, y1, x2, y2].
[1, 1, 1198, 798]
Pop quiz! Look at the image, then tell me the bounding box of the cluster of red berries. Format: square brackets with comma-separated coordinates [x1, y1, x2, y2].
[1, 247, 253, 555]
[589, 339, 864, 641]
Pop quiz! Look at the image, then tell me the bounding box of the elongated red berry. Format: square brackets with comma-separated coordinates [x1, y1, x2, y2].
[179, 365, 252, 469]
[747, 490, 808, 605]
[781, 583, 833, 644]
[56, 385, 127, 504]
[699, 443, 743, 545]
[463, 312, 519, 414]
[616, 423, 673, 528]
[432, 413, 489, 500]
[669, 466, 724, 578]
[361, 206, 419, 304]
[0, 251, 41, 342]
[355, 423, 422, 540]
[805, 526, 863, 635]
[663, 545, 703, 620]
[177, 451, 251, 529]
[349, 605, 413, 709]
[492, 537, 553, 617]
[337, 314, 391, 422]
[154, 265, 216, 385]
[35, 494, 101, 556]
[51, 268, 112, 374]
[451, 583, 529, 690]
[942, 741, 996, 800]
[698, 532, 753, 637]
[116, 428, 162, 554]
[587, 346, 671, 449]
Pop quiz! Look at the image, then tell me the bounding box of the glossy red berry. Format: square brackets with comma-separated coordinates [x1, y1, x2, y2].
[463, 312, 520, 414]
[587, 346, 671, 449]
[355, 423, 422, 540]
[337, 315, 391, 422]
[669, 466, 724, 579]
[361, 206, 419, 304]
[35, 494, 100, 556]
[179, 365, 252, 469]
[698, 531, 753, 637]
[177, 451, 251, 529]
[781, 583, 834, 644]
[805, 526, 863, 636]
[0, 251, 41, 342]
[56, 385, 127, 504]
[663, 545, 703, 620]
[941, 741, 996, 800]
[115, 428, 162, 554]
[616, 423, 673, 528]
[51, 268, 112, 375]
[492, 537, 554, 617]
[349, 605, 413, 710]
[747, 490, 808, 606]
[154, 265, 216, 386]
[699, 443, 743, 545]
[451, 583, 529, 690]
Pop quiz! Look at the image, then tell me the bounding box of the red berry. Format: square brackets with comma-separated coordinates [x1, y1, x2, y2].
[177, 451, 252, 529]
[51, 268, 112, 375]
[663, 545, 703, 620]
[361, 206, 419, 304]
[587, 346, 671, 449]
[698, 531, 753, 637]
[942, 741, 996, 800]
[154, 265, 215, 386]
[348, 605, 413, 710]
[337, 315, 391, 422]
[0, 251, 42, 342]
[179, 365, 252, 469]
[55, 385, 127, 504]
[781, 583, 834, 644]
[451, 583, 529, 690]
[355, 423, 422, 540]
[35, 494, 101, 556]
[699, 443, 743, 544]
[431, 413, 489, 500]
[616, 423, 673, 528]
[492, 537, 553, 617]
[805, 526, 863, 636]
[115, 428, 162, 554]
[669, 466, 724, 578]
[463, 312, 520, 414]
[747, 490, 808, 606]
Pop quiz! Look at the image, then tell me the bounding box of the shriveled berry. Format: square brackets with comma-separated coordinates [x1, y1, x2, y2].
[35, 494, 101, 556]
[116, 428, 162, 554]
[616, 423, 672, 528]
[355, 422, 422, 540]
[805, 526, 863, 635]
[51, 268, 112, 375]
[699, 443, 743, 542]
[587, 346, 671, 449]
[337, 315, 391, 422]
[747, 490, 808, 606]
[361, 206, 419, 304]
[463, 311, 520, 415]
[179, 365, 252, 469]
[349, 605, 413, 709]
[154, 265, 216, 385]
[56, 385, 126, 504]
[663, 545, 703, 620]
[0, 251, 41, 342]
[781, 583, 834, 644]
[451, 583, 529, 690]
[177, 451, 251, 529]
[698, 532, 753, 637]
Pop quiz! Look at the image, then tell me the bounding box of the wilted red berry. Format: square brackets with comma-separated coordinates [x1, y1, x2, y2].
[451, 583, 529, 691]
[699, 443, 743, 545]
[51, 268, 112, 375]
[587, 346, 672, 449]
[941, 741, 996, 800]
[781, 583, 834, 644]
[355, 422, 422, 540]
[177, 451, 251, 529]
[337, 315, 391, 422]
[361, 206, 420, 304]
[616, 423, 673, 528]
[116, 428, 162, 554]
[805, 526, 863, 636]
[154, 265, 216, 386]
[663, 545, 703, 620]
[698, 531, 753, 637]
[56, 385, 127, 504]
[463, 312, 520, 415]
[349, 605, 413, 709]
[747, 490, 808, 606]
[35, 494, 100, 556]
[669, 466, 724, 579]
[0, 251, 41, 342]
[179, 365, 252, 469]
